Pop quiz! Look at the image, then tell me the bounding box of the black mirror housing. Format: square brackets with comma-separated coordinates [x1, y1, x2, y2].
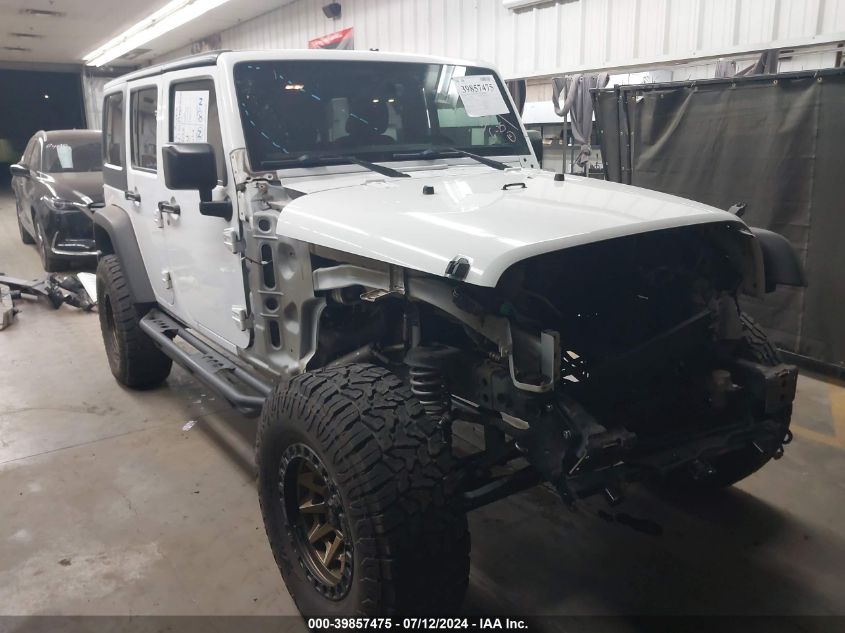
[162, 143, 217, 200]
[9, 163, 30, 178]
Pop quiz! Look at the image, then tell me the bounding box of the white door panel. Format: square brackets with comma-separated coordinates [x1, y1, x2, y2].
[159, 187, 248, 348]
[160, 74, 249, 349]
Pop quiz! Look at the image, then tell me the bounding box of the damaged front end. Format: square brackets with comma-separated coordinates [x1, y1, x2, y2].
[231, 160, 798, 510]
[327, 224, 799, 514]
[434, 224, 798, 507]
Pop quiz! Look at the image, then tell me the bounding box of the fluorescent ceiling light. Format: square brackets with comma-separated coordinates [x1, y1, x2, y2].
[83, 0, 233, 67]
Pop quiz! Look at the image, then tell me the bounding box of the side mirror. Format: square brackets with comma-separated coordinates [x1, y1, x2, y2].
[526, 129, 544, 167]
[162, 143, 232, 221]
[162, 143, 218, 199]
[9, 163, 30, 178]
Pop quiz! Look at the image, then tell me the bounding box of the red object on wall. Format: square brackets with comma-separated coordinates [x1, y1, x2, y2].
[308, 27, 354, 50]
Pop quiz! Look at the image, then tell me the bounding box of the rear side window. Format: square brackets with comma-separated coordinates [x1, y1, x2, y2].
[104, 92, 125, 167]
[169, 79, 226, 184]
[131, 87, 158, 170]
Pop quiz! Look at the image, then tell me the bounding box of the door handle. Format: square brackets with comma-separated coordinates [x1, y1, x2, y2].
[124, 190, 141, 202]
[157, 201, 181, 215]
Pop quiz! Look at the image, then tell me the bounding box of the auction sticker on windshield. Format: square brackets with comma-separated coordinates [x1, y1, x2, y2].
[452, 75, 509, 117]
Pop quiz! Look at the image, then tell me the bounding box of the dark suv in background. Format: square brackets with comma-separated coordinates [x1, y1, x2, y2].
[10, 129, 103, 271]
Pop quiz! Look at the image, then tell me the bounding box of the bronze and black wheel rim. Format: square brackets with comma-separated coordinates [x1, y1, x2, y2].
[280, 443, 353, 600]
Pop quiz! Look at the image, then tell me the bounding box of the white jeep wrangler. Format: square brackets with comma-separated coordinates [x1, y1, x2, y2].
[92, 50, 804, 616]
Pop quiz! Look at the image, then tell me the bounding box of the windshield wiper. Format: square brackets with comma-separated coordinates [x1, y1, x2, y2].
[262, 153, 409, 178]
[391, 147, 511, 171]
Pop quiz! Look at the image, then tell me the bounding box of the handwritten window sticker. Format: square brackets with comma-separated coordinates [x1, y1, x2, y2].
[451, 75, 509, 117]
[173, 90, 210, 143]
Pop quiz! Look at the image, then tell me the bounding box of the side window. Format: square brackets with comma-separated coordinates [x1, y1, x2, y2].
[104, 92, 125, 168]
[131, 87, 158, 170]
[169, 79, 226, 184]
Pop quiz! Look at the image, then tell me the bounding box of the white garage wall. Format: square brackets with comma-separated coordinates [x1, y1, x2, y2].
[155, 0, 845, 79]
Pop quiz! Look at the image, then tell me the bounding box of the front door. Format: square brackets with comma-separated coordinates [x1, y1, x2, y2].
[159, 73, 249, 350]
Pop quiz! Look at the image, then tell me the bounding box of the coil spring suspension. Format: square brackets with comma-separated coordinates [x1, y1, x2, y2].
[409, 365, 451, 422]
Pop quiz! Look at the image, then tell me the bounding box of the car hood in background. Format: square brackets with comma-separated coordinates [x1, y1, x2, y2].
[277, 168, 743, 288]
[40, 171, 104, 205]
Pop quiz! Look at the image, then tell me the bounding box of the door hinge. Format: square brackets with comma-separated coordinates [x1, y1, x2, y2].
[231, 305, 252, 331]
[162, 270, 172, 289]
[222, 227, 244, 254]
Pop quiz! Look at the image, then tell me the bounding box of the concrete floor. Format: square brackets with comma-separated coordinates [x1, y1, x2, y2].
[1, 190, 844, 628]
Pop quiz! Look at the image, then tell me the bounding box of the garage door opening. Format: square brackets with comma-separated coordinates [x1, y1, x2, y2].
[0, 69, 85, 190]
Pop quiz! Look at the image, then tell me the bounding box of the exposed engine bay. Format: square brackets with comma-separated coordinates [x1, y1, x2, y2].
[291, 223, 798, 508]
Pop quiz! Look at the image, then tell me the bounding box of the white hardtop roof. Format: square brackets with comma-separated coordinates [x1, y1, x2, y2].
[106, 48, 496, 90]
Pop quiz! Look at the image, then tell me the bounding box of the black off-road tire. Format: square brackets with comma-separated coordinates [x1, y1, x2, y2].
[96, 254, 172, 388]
[256, 363, 470, 617]
[16, 199, 35, 244]
[675, 312, 791, 490]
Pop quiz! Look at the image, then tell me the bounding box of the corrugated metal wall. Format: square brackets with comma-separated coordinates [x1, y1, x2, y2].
[158, 0, 845, 79]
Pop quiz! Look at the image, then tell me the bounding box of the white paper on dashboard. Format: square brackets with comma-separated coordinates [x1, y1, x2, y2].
[173, 90, 210, 143]
[55, 144, 74, 169]
[452, 75, 509, 117]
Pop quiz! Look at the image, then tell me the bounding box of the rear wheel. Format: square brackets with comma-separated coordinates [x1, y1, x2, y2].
[96, 254, 172, 388]
[673, 312, 791, 490]
[256, 363, 470, 616]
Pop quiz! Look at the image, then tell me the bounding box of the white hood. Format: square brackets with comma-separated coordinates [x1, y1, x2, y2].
[276, 167, 743, 288]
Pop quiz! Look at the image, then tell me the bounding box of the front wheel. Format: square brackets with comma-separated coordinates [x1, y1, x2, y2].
[256, 364, 470, 616]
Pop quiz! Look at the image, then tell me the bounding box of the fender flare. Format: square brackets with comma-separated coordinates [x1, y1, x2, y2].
[750, 228, 807, 293]
[92, 204, 156, 304]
